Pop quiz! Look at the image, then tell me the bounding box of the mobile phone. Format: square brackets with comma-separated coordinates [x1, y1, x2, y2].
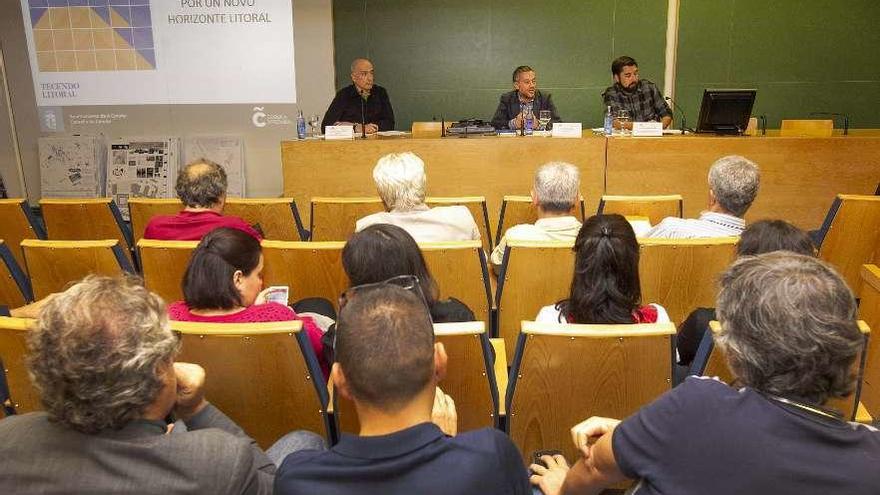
[531, 449, 563, 469]
[264, 286, 289, 306]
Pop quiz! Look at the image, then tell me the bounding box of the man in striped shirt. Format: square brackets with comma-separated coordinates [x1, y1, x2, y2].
[644, 155, 760, 239]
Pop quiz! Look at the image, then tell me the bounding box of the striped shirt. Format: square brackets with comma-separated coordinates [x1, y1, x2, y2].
[643, 211, 745, 239]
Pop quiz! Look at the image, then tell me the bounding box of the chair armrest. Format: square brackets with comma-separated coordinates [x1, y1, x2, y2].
[490, 338, 508, 416]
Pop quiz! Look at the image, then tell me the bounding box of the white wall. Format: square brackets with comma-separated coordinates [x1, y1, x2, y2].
[0, 0, 335, 202]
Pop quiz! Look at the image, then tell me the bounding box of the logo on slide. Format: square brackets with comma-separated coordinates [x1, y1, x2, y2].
[252, 107, 267, 127]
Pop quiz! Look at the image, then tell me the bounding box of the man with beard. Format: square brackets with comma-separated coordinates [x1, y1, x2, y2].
[601, 56, 672, 130]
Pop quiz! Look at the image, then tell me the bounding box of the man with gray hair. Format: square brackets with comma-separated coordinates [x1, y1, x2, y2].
[490, 162, 581, 265]
[144, 158, 261, 241]
[356, 152, 480, 242]
[0, 275, 322, 494]
[321, 58, 395, 134]
[644, 155, 760, 238]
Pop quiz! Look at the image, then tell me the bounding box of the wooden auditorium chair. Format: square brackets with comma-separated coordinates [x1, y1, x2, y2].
[411, 121, 454, 138]
[779, 119, 834, 137]
[858, 264, 880, 422]
[260, 240, 348, 309]
[494, 240, 575, 361]
[0, 316, 41, 416]
[597, 194, 684, 226]
[309, 197, 385, 241]
[171, 320, 332, 448]
[330, 321, 505, 438]
[21, 239, 134, 299]
[638, 237, 738, 325]
[813, 194, 880, 297]
[0, 198, 46, 270]
[39, 198, 135, 265]
[137, 239, 198, 303]
[420, 241, 492, 324]
[495, 195, 586, 247]
[127, 198, 181, 244]
[0, 241, 33, 314]
[424, 196, 493, 251]
[692, 320, 871, 422]
[223, 197, 306, 241]
[506, 320, 675, 463]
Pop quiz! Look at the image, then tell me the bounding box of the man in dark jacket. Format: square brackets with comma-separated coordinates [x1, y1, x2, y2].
[491, 65, 561, 130]
[321, 58, 395, 134]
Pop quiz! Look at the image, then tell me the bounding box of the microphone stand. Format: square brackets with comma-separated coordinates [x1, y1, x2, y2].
[359, 90, 368, 139]
[759, 115, 767, 136]
[664, 96, 691, 134]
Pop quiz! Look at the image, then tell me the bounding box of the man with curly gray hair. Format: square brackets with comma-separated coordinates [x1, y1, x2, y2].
[355, 152, 480, 242]
[0, 276, 322, 494]
[644, 155, 760, 238]
[144, 158, 261, 241]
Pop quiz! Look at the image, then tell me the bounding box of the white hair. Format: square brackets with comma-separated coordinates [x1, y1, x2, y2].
[534, 162, 580, 212]
[372, 152, 427, 211]
[708, 155, 760, 217]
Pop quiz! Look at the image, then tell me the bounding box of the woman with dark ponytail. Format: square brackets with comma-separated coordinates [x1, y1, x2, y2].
[536, 214, 669, 324]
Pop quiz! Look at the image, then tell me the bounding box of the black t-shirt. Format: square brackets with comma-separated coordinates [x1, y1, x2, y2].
[613, 376, 880, 494]
[275, 423, 530, 495]
[321, 84, 395, 131]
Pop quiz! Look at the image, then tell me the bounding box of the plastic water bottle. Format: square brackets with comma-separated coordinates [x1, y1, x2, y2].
[296, 110, 306, 139]
[524, 107, 534, 135]
[604, 105, 613, 136]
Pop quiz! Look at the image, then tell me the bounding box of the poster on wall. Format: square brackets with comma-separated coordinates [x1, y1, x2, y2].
[20, 0, 296, 106]
[107, 136, 180, 219]
[38, 135, 107, 198]
[183, 135, 245, 197]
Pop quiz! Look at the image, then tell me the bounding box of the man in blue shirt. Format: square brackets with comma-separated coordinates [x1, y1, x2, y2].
[275, 285, 530, 495]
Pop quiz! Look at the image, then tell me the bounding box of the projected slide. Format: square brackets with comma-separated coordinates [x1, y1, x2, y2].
[21, 0, 296, 105]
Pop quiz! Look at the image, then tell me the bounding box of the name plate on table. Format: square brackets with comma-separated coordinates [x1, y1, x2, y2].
[632, 122, 663, 137]
[324, 125, 355, 140]
[551, 123, 582, 138]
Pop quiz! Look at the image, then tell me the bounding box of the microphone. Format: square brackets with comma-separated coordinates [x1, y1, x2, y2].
[441, 115, 446, 138]
[359, 89, 370, 139]
[759, 114, 767, 136]
[664, 96, 690, 134]
[809, 112, 849, 135]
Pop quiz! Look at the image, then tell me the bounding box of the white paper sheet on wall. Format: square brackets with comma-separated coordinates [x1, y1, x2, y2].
[183, 136, 245, 197]
[106, 137, 180, 220]
[39, 135, 107, 198]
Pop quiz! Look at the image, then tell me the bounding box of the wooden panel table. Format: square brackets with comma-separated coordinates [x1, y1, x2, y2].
[282, 136, 607, 226]
[605, 131, 880, 229]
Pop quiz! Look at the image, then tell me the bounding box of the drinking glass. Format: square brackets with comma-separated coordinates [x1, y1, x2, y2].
[614, 109, 631, 135]
[538, 110, 552, 131]
[308, 114, 321, 137]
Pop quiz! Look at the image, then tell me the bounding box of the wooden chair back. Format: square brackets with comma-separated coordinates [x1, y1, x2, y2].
[137, 240, 198, 304]
[0, 241, 32, 310]
[859, 265, 880, 418]
[507, 321, 675, 463]
[425, 196, 492, 251]
[224, 198, 305, 241]
[638, 237, 738, 325]
[597, 194, 684, 226]
[815, 195, 880, 297]
[39, 198, 134, 264]
[261, 241, 348, 309]
[128, 198, 181, 244]
[701, 320, 870, 421]
[0, 316, 40, 415]
[0, 199, 45, 270]
[420, 241, 492, 323]
[332, 321, 501, 436]
[496, 195, 586, 246]
[780, 119, 834, 137]
[495, 240, 575, 361]
[21, 240, 134, 299]
[309, 197, 385, 241]
[411, 121, 454, 138]
[171, 320, 330, 448]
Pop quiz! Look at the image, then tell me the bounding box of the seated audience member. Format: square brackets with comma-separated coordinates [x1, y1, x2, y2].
[168, 227, 330, 378]
[644, 155, 760, 238]
[0, 275, 323, 494]
[491, 65, 562, 130]
[144, 158, 261, 241]
[356, 152, 481, 242]
[536, 214, 669, 324]
[275, 285, 531, 495]
[531, 253, 880, 495]
[491, 162, 582, 266]
[677, 219, 816, 366]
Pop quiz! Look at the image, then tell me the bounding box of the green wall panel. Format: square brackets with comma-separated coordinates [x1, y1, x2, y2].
[332, 0, 669, 130]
